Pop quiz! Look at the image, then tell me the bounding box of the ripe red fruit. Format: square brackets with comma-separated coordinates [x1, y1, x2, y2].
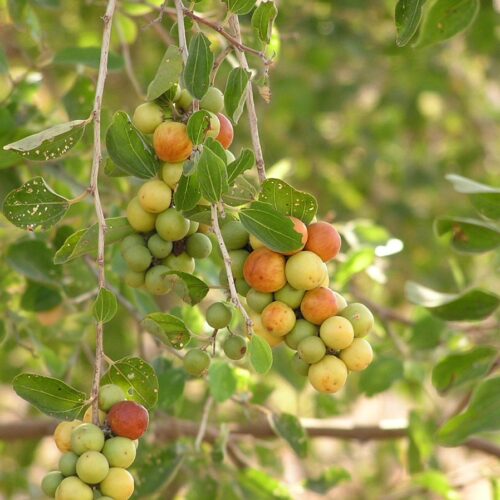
[304, 222, 341, 262]
[215, 113, 234, 149]
[153, 121, 193, 163]
[107, 401, 149, 440]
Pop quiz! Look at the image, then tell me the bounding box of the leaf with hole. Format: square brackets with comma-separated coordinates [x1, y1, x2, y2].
[184, 33, 214, 99]
[224, 68, 251, 124]
[142, 313, 191, 350]
[223, 175, 259, 207]
[165, 271, 209, 305]
[146, 45, 183, 101]
[92, 288, 118, 324]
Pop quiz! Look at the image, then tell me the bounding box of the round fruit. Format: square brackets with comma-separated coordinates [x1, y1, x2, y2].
[246, 288, 273, 313]
[54, 420, 81, 453]
[176, 88, 193, 111]
[216, 113, 234, 149]
[183, 348, 210, 376]
[292, 352, 310, 376]
[243, 248, 286, 293]
[41, 471, 64, 497]
[55, 476, 93, 500]
[206, 112, 221, 139]
[249, 233, 265, 250]
[99, 384, 126, 412]
[164, 253, 195, 273]
[123, 245, 152, 272]
[187, 220, 199, 236]
[261, 301, 296, 337]
[102, 437, 136, 468]
[297, 336, 326, 364]
[120, 234, 145, 254]
[206, 302, 232, 329]
[285, 319, 318, 350]
[220, 221, 249, 250]
[228, 249, 249, 278]
[145, 265, 172, 295]
[274, 283, 305, 309]
[250, 311, 283, 347]
[283, 217, 308, 255]
[161, 162, 183, 189]
[308, 355, 348, 393]
[107, 401, 149, 440]
[76, 451, 109, 484]
[285, 251, 327, 290]
[59, 451, 78, 476]
[339, 338, 373, 371]
[223, 335, 247, 360]
[100, 468, 134, 500]
[304, 222, 342, 262]
[83, 407, 107, 425]
[339, 303, 374, 338]
[300, 287, 338, 325]
[153, 121, 193, 163]
[155, 208, 190, 241]
[124, 267, 145, 287]
[333, 292, 348, 312]
[132, 102, 163, 134]
[147, 234, 173, 259]
[186, 233, 213, 259]
[320, 316, 354, 350]
[71, 423, 105, 455]
[200, 86, 224, 113]
[138, 180, 172, 214]
[126, 197, 157, 233]
[235, 278, 250, 296]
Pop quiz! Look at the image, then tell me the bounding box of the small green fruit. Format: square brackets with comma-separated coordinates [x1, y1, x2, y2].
[223, 335, 247, 360]
[161, 162, 183, 189]
[339, 303, 374, 337]
[235, 278, 250, 296]
[274, 283, 305, 309]
[156, 208, 190, 241]
[183, 348, 210, 376]
[200, 86, 224, 113]
[55, 476, 93, 500]
[99, 384, 126, 411]
[187, 220, 200, 236]
[206, 302, 232, 329]
[59, 451, 78, 476]
[164, 253, 195, 273]
[102, 437, 136, 468]
[124, 270, 145, 288]
[186, 233, 213, 259]
[123, 245, 152, 272]
[297, 336, 326, 364]
[221, 221, 249, 250]
[145, 265, 172, 295]
[228, 249, 249, 279]
[70, 423, 105, 455]
[291, 352, 310, 376]
[246, 289, 273, 313]
[41, 471, 64, 497]
[147, 234, 173, 259]
[132, 102, 163, 134]
[225, 150, 235, 163]
[176, 88, 194, 111]
[120, 234, 145, 254]
[285, 319, 318, 350]
[76, 451, 109, 484]
[138, 179, 172, 214]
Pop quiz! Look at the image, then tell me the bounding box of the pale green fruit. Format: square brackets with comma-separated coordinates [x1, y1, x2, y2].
[339, 303, 374, 337]
[225, 150, 236, 163]
[132, 102, 163, 134]
[98, 384, 126, 411]
[285, 319, 318, 350]
[156, 208, 190, 241]
[246, 289, 273, 313]
[55, 476, 93, 500]
[164, 253, 195, 273]
[186, 233, 213, 259]
[333, 292, 348, 312]
[76, 451, 109, 484]
[147, 234, 173, 259]
[126, 197, 157, 233]
[125, 270, 145, 288]
[223, 335, 247, 360]
[320, 316, 354, 350]
[102, 437, 137, 468]
[274, 283, 305, 309]
[41, 471, 64, 497]
[145, 265, 172, 295]
[206, 302, 232, 329]
[206, 112, 220, 139]
[235, 278, 250, 296]
[187, 220, 199, 236]
[292, 352, 310, 376]
[228, 249, 249, 278]
[297, 336, 326, 364]
[59, 451, 78, 476]
[221, 221, 249, 250]
[71, 423, 105, 455]
[161, 162, 184, 189]
[285, 251, 326, 290]
[308, 355, 348, 393]
[176, 88, 193, 111]
[339, 338, 373, 371]
[200, 86, 224, 113]
[138, 179, 172, 214]
[120, 234, 145, 254]
[123, 245, 152, 272]
[183, 348, 210, 376]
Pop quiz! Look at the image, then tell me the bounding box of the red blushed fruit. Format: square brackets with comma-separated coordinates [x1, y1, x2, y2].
[282, 217, 308, 256]
[153, 121, 193, 163]
[243, 248, 286, 293]
[107, 401, 149, 440]
[215, 113, 234, 149]
[300, 286, 338, 325]
[304, 222, 341, 262]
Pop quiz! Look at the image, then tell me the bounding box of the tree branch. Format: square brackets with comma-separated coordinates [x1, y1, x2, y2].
[174, 0, 188, 64]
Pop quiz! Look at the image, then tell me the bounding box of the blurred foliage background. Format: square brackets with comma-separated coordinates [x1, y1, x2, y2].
[0, 0, 499, 499]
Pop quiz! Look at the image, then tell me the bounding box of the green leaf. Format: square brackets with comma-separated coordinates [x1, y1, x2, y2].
[395, 0, 427, 47]
[434, 217, 500, 254]
[12, 373, 86, 419]
[174, 173, 201, 211]
[224, 68, 251, 124]
[359, 356, 404, 397]
[20, 281, 62, 312]
[156, 363, 186, 410]
[249, 334, 273, 374]
[251, 1, 278, 44]
[146, 45, 183, 101]
[335, 248, 375, 287]
[225, 0, 256, 15]
[53, 47, 124, 70]
[104, 158, 129, 177]
[54, 217, 134, 264]
[432, 346, 497, 393]
[92, 288, 118, 324]
[408, 411, 435, 474]
[7, 239, 61, 287]
[197, 143, 228, 203]
[446, 174, 500, 220]
[142, 313, 191, 350]
[405, 282, 499, 321]
[101, 356, 159, 410]
[182, 205, 212, 225]
[240, 201, 304, 253]
[413, 470, 458, 498]
[3, 120, 86, 161]
[304, 468, 351, 494]
[184, 33, 214, 99]
[227, 149, 255, 185]
[106, 111, 159, 179]
[438, 376, 500, 446]
[259, 178, 318, 224]
[187, 110, 211, 145]
[409, 309, 445, 350]
[271, 413, 308, 458]
[63, 76, 95, 120]
[223, 174, 259, 207]
[166, 271, 209, 305]
[208, 361, 238, 403]
[238, 469, 292, 500]
[415, 0, 480, 48]
[3, 177, 69, 231]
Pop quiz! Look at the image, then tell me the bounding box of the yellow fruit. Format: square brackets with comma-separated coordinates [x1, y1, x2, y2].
[319, 316, 354, 350]
[100, 467, 135, 500]
[138, 180, 172, 213]
[126, 197, 156, 233]
[308, 355, 348, 393]
[55, 476, 93, 500]
[53, 420, 82, 453]
[83, 407, 107, 425]
[285, 251, 327, 290]
[339, 338, 373, 371]
[260, 301, 296, 337]
[250, 312, 283, 347]
[161, 162, 184, 189]
[249, 233, 265, 250]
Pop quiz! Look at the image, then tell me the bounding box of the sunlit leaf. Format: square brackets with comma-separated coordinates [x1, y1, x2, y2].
[395, 0, 427, 47]
[92, 288, 118, 324]
[184, 33, 214, 99]
[249, 334, 273, 374]
[224, 68, 251, 124]
[146, 45, 183, 101]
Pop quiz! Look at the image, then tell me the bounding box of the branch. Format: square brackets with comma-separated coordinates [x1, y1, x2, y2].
[174, 0, 188, 64]
[194, 396, 213, 451]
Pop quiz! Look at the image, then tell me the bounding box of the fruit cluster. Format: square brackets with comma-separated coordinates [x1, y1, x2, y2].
[41, 384, 149, 499]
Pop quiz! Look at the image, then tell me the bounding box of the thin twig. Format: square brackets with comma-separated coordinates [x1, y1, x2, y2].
[174, 0, 189, 64]
[194, 396, 213, 451]
[211, 45, 233, 84]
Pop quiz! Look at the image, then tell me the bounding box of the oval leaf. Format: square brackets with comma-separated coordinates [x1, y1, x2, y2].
[208, 361, 237, 403]
[92, 287, 118, 324]
[271, 413, 308, 458]
[251, 1, 278, 44]
[184, 33, 214, 99]
[223, 174, 259, 207]
[225, 0, 256, 15]
[249, 334, 273, 374]
[395, 0, 427, 47]
[166, 271, 209, 305]
[198, 143, 229, 203]
[227, 148, 255, 185]
[21, 281, 62, 312]
[224, 68, 251, 124]
[174, 173, 201, 211]
[187, 110, 212, 145]
[142, 313, 191, 350]
[359, 356, 404, 397]
[146, 45, 183, 101]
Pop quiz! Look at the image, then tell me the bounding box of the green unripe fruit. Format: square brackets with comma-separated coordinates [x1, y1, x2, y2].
[235, 278, 250, 296]
[124, 270, 145, 288]
[339, 303, 374, 337]
[223, 335, 247, 360]
[186, 233, 213, 259]
[42, 471, 64, 497]
[206, 112, 221, 139]
[161, 162, 183, 189]
[71, 423, 105, 455]
[145, 265, 172, 295]
[333, 292, 348, 312]
[120, 234, 145, 254]
[147, 234, 173, 259]
[320, 316, 354, 350]
[99, 384, 126, 411]
[228, 249, 249, 278]
[126, 197, 157, 233]
[274, 283, 305, 309]
[285, 319, 318, 350]
[102, 437, 137, 468]
[55, 476, 93, 500]
[164, 253, 195, 273]
[160, 83, 181, 102]
[291, 352, 310, 376]
[99, 468, 135, 500]
[297, 336, 326, 364]
[59, 451, 78, 476]
[76, 451, 109, 484]
[176, 88, 193, 111]
[138, 179, 172, 214]
[200, 86, 224, 113]
[206, 302, 232, 329]
[123, 245, 152, 272]
[221, 221, 249, 250]
[183, 348, 210, 376]
[132, 102, 164, 134]
[187, 220, 199, 235]
[156, 208, 190, 241]
[225, 150, 236, 163]
[246, 289, 273, 313]
[219, 268, 228, 286]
